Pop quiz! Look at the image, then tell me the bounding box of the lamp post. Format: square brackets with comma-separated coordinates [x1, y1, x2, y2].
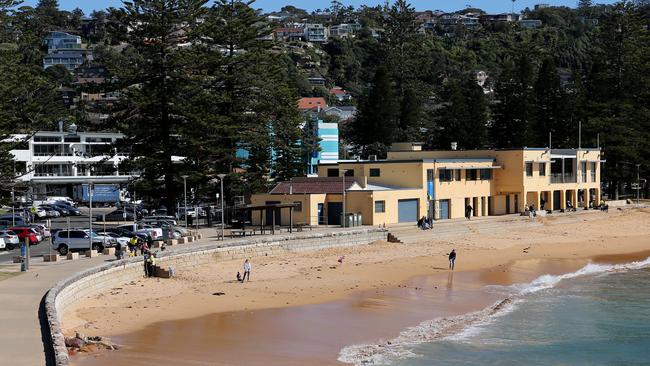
[217, 174, 226, 240]
[342, 169, 350, 228]
[88, 182, 93, 252]
[181, 175, 189, 230]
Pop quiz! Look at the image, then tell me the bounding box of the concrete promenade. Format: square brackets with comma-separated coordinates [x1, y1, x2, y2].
[0, 256, 108, 366]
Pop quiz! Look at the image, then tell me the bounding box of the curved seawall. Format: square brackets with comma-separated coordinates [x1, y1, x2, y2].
[44, 228, 388, 365]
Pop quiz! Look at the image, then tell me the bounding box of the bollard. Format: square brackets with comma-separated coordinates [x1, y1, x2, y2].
[20, 243, 27, 272]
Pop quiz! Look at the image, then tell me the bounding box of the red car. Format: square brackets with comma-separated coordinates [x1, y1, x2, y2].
[9, 227, 40, 245]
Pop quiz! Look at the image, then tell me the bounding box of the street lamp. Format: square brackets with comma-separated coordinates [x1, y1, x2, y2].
[217, 174, 227, 240]
[88, 182, 93, 252]
[181, 175, 189, 230]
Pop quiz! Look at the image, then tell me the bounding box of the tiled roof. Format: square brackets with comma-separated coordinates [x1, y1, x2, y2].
[270, 177, 357, 194]
[329, 87, 348, 95]
[298, 97, 327, 110]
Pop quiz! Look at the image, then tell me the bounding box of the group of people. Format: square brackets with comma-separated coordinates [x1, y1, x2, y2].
[236, 258, 251, 282]
[417, 216, 433, 230]
[113, 235, 158, 277]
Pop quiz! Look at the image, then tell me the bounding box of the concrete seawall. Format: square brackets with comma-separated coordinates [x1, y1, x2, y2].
[44, 228, 388, 366]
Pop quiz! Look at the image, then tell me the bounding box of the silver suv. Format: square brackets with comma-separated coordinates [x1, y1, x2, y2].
[52, 229, 106, 255]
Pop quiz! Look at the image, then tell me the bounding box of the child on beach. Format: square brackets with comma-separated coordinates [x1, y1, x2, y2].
[242, 259, 251, 282]
[449, 249, 456, 270]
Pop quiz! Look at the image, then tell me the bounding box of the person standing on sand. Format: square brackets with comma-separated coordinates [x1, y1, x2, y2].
[242, 259, 251, 282]
[465, 205, 473, 220]
[449, 249, 456, 270]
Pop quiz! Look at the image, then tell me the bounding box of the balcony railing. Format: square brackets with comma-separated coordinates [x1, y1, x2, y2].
[551, 173, 577, 184]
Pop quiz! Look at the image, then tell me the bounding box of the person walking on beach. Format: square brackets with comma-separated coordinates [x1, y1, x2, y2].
[465, 205, 473, 220]
[449, 249, 456, 270]
[242, 259, 251, 282]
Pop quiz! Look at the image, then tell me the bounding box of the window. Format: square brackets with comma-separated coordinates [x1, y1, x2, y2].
[374, 200, 385, 213]
[439, 169, 453, 182]
[69, 231, 86, 238]
[344, 169, 354, 177]
[327, 169, 338, 177]
[369, 168, 380, 177]
[455, 169, 462, 181]
[64, 136, 81, 142]
[581, 161, 587, 182]
[539, 162, 546, 176]
[466, 169, 478, 180]
[590, 162, 597, 182]
[34, 136, 61, 142]
[525, 163, 533, 177]
[480, 169, 492, 180]
[293, 201, 302, 212]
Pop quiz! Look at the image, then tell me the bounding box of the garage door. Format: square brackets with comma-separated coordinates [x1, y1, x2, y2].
[398, 199, 418, 223]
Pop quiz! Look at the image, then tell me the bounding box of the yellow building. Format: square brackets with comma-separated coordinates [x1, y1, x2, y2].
[251, 143, 603, 226]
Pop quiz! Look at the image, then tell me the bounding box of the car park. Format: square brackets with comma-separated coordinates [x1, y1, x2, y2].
[9, 227, 40, 245]
[51, 229, 105, 255]
[0, 230, 20, 250]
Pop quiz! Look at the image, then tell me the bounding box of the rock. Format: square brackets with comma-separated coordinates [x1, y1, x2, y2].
[65, 337, 85, 349]
[75, 331, 86, 341]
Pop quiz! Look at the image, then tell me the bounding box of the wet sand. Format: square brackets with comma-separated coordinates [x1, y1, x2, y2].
[67, 209, 650, 366]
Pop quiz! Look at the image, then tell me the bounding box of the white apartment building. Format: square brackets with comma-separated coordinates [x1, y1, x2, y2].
[9, 125, 134, 198]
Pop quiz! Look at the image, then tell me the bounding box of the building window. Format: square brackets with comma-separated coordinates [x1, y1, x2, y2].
[327, 168, 338, 177]
[369, 168, 380, 177]
[467, 169, 478, 180]
[590, 162, 597, 182]
[293, 201, 302, 212]
[480, 169, 492, 180]
[581, 161, 587, 182]
[539, 162, 546, 176]
[525, 163, 533, 177]
[344, 169, 354, 177]
[33, 136, 61, 142]
[439, 169, 453, 182]
[374, 200, 385, 213]
[455, 169, 461, 181]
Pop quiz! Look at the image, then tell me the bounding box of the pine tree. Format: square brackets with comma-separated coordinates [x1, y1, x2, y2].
[349, 66, 397, 158]
[531, 58, 569, 147]
[99, 0, 207, 212]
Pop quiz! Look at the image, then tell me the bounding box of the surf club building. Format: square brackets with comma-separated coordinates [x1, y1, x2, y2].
[250, 142, 603, 226]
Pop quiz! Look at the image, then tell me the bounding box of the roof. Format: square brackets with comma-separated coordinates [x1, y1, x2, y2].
[270, 177, 358, 194]
[329, 87, 348, 95]
[298, 97, 327, 110]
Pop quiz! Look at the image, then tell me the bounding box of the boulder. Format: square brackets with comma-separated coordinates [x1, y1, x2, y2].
[65, 337, 85, 349]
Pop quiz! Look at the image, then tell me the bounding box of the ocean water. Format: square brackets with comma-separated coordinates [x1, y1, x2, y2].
[340, 258, 650, 366]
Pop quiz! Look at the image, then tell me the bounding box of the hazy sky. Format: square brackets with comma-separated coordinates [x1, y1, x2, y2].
[21, 0, 617, 15]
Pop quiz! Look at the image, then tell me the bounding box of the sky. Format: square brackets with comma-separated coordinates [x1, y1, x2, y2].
[21, 0, 617, 15]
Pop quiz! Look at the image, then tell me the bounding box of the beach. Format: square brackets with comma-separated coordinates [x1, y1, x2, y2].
[65, 208, 650, 365]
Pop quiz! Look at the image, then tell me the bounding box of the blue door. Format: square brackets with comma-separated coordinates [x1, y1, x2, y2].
[439, 200, 450, 220]
[398, 199, 418, 223]
[327, 202, 342, 225]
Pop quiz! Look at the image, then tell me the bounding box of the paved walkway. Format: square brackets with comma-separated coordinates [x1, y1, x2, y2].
[0, 256, 108, 366]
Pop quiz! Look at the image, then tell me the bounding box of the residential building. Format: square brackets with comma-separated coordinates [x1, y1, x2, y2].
[42, 31, 91, 71]
[329, 87, 352, 102]
[43, 31, 81, 50]
[298, 97, 327, 111]
[479, 13, 520, 23]
[323, 106, 357, 122]
[274, 27, 304, 41]
[43, 51, 85, 71]
[519, 19, 543, 28]
[303, 23, 328, 43]
[251, 142, 603, 226]
[307, 76, 327, 86]
[329, 23, 361, 38]
[8, 125, 134, 198]
[306, 120, 339, 175]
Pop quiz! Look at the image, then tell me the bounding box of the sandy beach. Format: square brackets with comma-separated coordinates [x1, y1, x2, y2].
[65, 208, 650, 365]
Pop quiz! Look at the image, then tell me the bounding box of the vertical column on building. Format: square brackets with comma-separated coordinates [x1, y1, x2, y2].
[559, 190, 566, 211]
[548, 190, 554, 212]
[571, 190, 578, 209]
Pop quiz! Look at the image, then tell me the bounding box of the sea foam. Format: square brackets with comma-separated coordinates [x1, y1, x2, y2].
[338, 256, 650, 366]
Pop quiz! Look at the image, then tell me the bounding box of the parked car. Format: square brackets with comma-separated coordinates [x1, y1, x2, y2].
[0, 215, 27, 226]
[41, 204, 68, 216]
[97, 210, 135, 222]
[38, 206, 60, 218]
[0, 230, 20, 250]
[143, 216, 177, 225]
[9, 227, 40, 245]
[84, 230, 118, 247]
[53, 201, 81, 215]
[117, 223, 163, 240]
[51, 229, 105, 255]
[34, 207, 48, 219]
[147, 222, 188, 238]
[104, 227, 148, 241]
[0, 238, 5, 250]
[97, 232, 131, 247]
[29, 224, 51, 238]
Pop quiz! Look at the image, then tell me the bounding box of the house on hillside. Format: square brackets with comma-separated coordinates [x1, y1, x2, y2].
[329, 87, 352, 102]
[42, 31, 92, 71]
[323, 106, 357, 122]
[303, 24, 328, 43]
[298, 97, 327, 112]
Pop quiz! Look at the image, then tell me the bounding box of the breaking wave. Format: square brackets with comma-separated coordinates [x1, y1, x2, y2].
[338, 256, 650, 366]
